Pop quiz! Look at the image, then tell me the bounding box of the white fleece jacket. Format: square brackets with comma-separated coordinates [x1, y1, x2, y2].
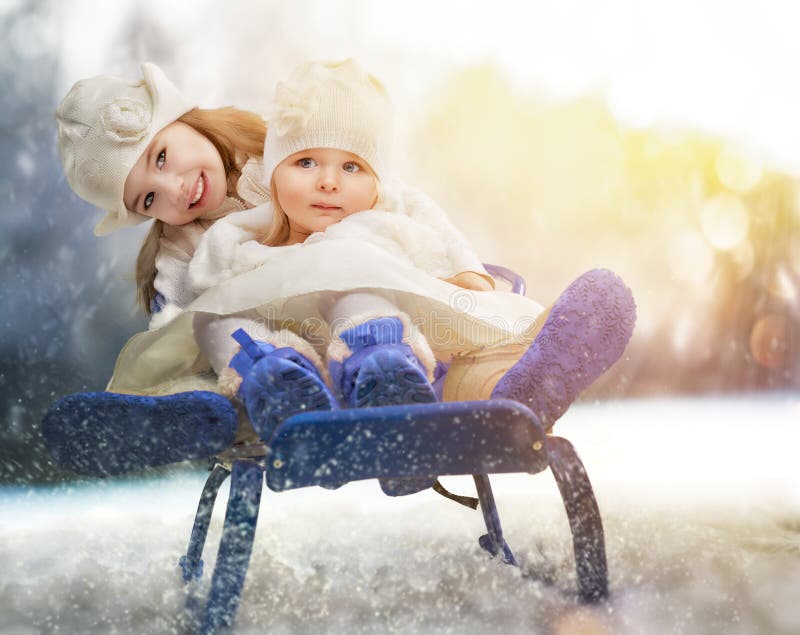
[187, 179, 493, 296]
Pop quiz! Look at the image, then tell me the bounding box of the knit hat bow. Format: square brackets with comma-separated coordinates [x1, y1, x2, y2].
[101, 97, 151, 143]
[263, 59, 393, 184]
[270, 80, 320, 137]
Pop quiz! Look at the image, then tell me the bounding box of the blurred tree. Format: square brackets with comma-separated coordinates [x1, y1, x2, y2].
[410, 63, 800, 400]
[0, 0, 176, 483]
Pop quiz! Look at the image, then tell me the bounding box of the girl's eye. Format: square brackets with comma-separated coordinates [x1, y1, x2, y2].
[298, 158, 317, 168]
[342, 161, 360, 173]
[156, 149, 166, 169]
[144, 192, 154, 210]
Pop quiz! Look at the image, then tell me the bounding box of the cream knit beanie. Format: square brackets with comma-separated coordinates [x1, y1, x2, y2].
[263, 59, 393, 185]
[55, 63, 195, 236]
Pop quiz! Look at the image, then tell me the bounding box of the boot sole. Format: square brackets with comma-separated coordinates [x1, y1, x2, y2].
[353, 349, 437, 408]
[492, 269, 636, 428]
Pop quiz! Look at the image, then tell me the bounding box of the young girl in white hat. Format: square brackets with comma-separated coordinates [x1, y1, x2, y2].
[56, 63, 269, 329]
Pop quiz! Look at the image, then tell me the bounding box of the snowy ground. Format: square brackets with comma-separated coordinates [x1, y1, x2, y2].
[2, 394, 800, 635]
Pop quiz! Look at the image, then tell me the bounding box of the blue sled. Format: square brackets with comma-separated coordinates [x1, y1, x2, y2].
[42, 393, 607, 634]
[41, 265, 607, 635]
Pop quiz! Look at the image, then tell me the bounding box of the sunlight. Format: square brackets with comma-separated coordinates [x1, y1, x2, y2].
[768, 266, 798, 301]
[715, 145, 763, 192]
[728, 239, 755, 282]
[700, 193, 750, 251]
[790, 238, 800, 277]
[668, 230, 715, 285]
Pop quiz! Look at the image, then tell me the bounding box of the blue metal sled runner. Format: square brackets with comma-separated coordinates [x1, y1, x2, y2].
[41, 267, 608, 634]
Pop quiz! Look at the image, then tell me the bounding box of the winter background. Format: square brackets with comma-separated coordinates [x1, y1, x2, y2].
[2, 0, 800, 633]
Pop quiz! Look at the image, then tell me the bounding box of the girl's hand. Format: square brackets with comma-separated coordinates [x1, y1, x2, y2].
[439, 271, 494, 291]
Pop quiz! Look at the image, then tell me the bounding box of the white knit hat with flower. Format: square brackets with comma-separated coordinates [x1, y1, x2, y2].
[55, 63, 195, 236]
[263, 59, 393, 185]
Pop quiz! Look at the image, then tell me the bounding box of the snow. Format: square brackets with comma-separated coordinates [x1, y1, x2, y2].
[2, 394, 800, 634]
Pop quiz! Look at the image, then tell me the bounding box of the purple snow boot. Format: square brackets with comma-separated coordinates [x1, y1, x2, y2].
[230, 329, 337, 443]
[491, 269, 636, 429]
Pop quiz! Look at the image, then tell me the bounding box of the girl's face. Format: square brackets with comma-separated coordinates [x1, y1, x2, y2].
[123, 121, 227, 226]
[273, 148, 378, 244]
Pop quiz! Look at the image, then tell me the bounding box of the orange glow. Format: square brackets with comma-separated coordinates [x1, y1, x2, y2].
[749, 314, 791, 369]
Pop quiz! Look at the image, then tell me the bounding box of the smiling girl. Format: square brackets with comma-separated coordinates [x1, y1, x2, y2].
[122, 120, 228, 225]
[56, 63, 268, 328]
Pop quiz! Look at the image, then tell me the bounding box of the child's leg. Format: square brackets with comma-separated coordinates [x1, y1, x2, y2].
[194, 314, 263, 388]
[194, 313, 337, 443]
[441, 301, 557, 403]
[444, 269, 635, 429]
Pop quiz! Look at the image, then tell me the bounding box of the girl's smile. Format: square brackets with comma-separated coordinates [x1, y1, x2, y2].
[123, 122, 227, 226]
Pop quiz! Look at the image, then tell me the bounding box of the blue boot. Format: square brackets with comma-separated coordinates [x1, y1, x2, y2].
[331, 317, 437, 409]
[230, 329, 337, 443]
[330, 317, 437, 495]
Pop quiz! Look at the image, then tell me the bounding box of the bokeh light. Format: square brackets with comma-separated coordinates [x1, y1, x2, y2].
[749, 314, 791, 369]
[699, 193, 750, 250]
[727, 239, 755, 282]
[768, 266, 797, 301]
[668, 230, 715, 285]
[790, 237, 800, 277]
[715, 145, 763, 192]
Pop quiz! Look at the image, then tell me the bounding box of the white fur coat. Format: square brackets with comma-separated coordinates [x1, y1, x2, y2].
[186, 179, 492, 297]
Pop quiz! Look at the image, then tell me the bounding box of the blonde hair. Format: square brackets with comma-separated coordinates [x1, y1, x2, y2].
[135, 107, 267, 314]
[262, 178, 290, 246]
